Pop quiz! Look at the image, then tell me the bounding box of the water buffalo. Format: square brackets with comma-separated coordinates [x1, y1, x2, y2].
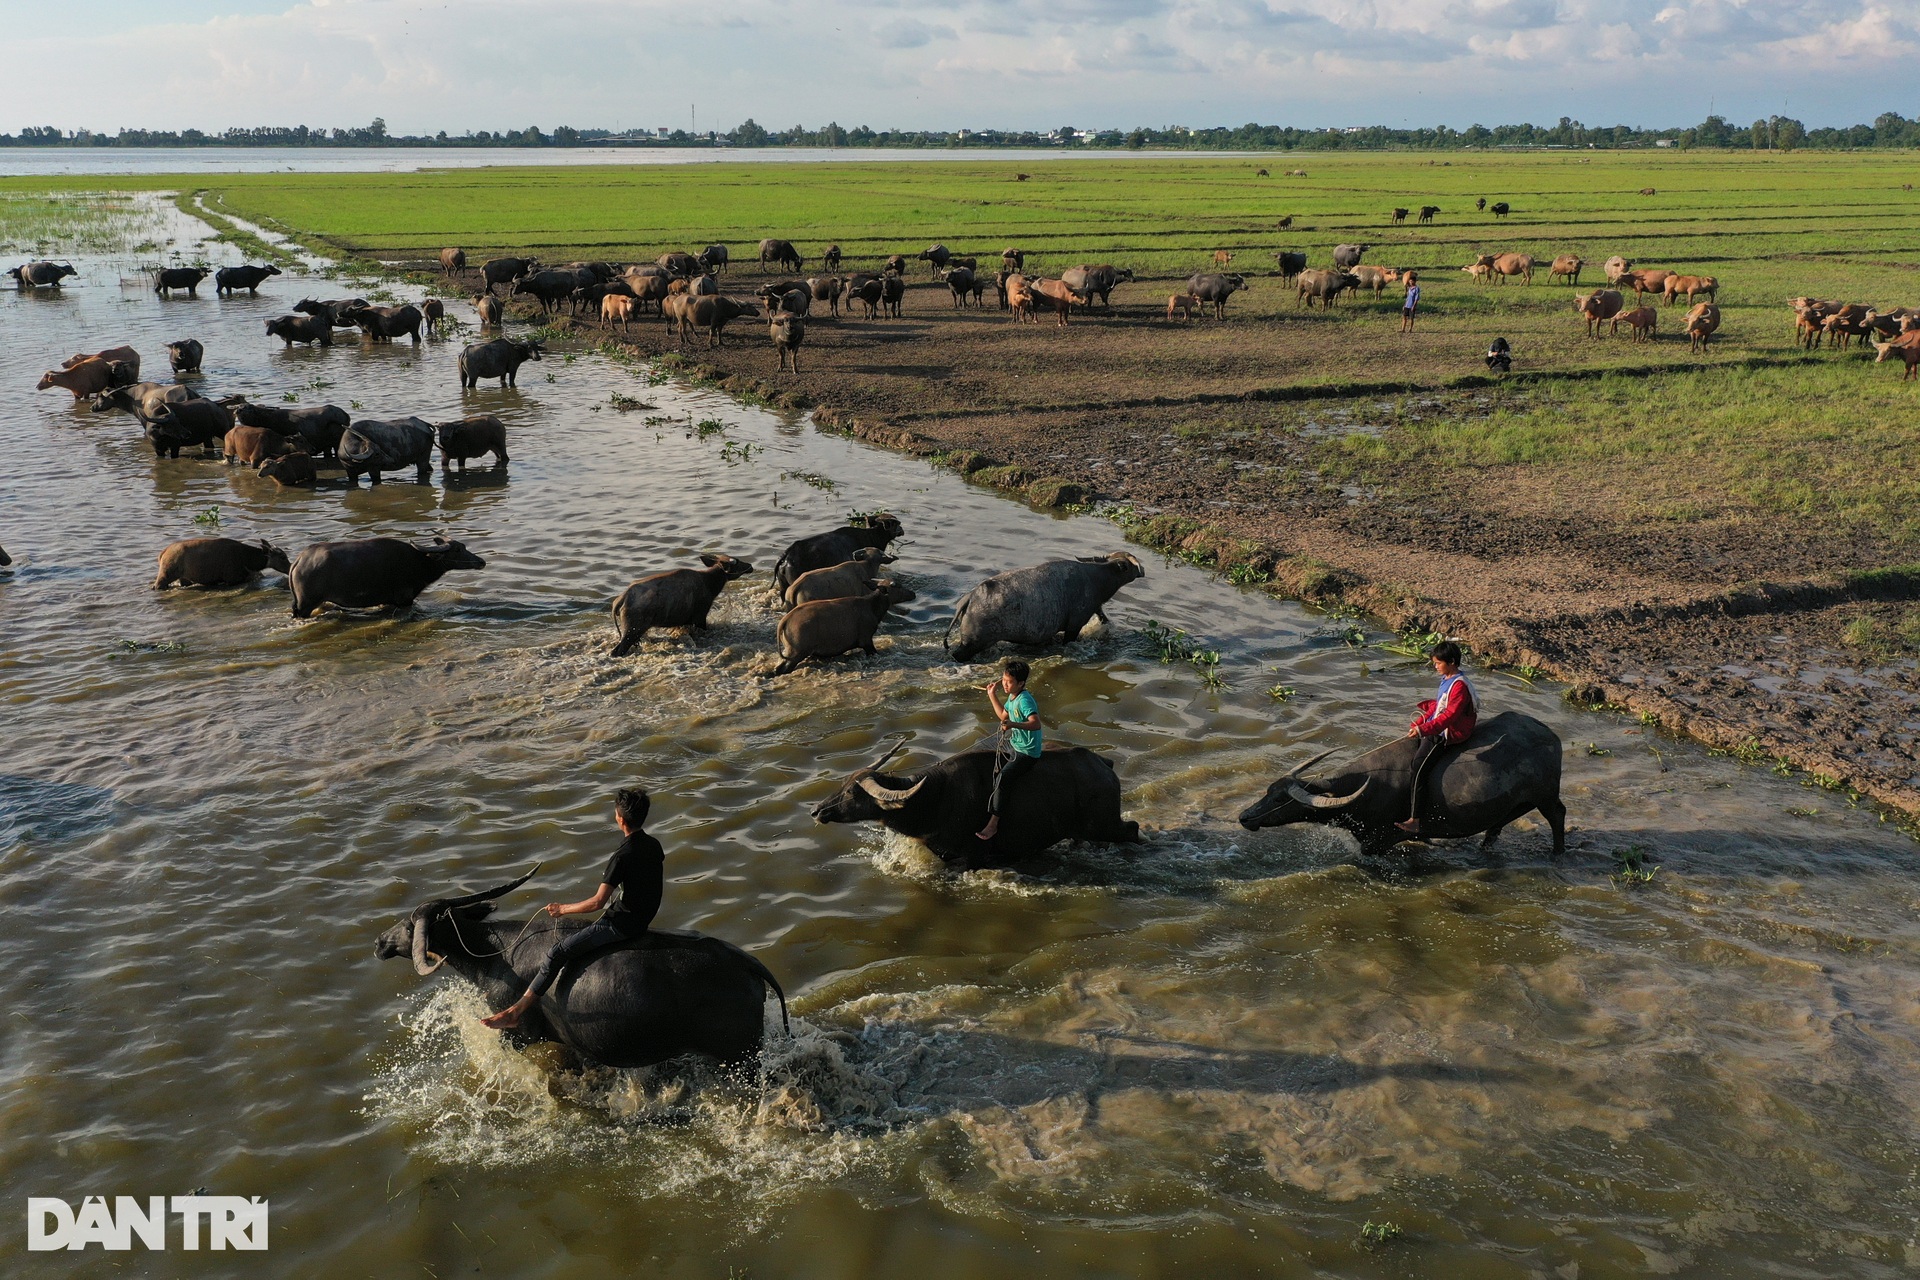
[0, 546, 10, 566]
[759, 239, 804, 272]
[91, 380, 196, 424]
[289, 536, 484, 617]
[265, 314, 334, 347]
[1548, 254, 1584, 286]
[1060, 264, 1132, 310]
[292, 297, 366, 328]
[62, 344, 140, 378]
[657, 251, 701, 277]
[214, 264, 282, 295]
[918, 243, 951, 273]
[153, 266, 211, 297]
[223, 424, 295, 466]
[338, 417, 436, 484]
[435, 415, 508, 470]
[672, 295, 759, 348]
[1490, 202, 1511, 217]
[1685, 302, 1722, 352]
[1183, 272, 1246, 318]
[481, 256, 537, 295]
[821, 244, 842, 271]
[257, 452, 318, 488]
[1332, 243, 1369, 269]
[783, 548, 895, 608]
[509, 270, 576, 315]
[1487, 253, 1534, 285]
[773, 515, 905, 591]
[811, 741, 1141, 868]
[1573, 290, 1625, 337]
[1274, 251, 1307, 282]
[1237, 711, 1566, 858]
[1663, 274, 1718, 307]
[36, 357, 131, 399]
[769, 313, 805, 373]
[10, 260, 76, 288]
[165, 338, 204, 374]
[884, 254, 907, 275]
[609, 554, 754, 656]
[1002, 248, 1026, 271]
[459, 337, 543, 388]
[844, 276, 882, 319]
[145, 398, 233, 458]
[234, 402, 349, 457]
[941, 266, 979, 308]
[341, 303, 424, 342]
[698, 245, 729, 273]
[1604, 256, 1634, 285]
[774, 588, 899, 674]
[757, 281, 810, 316]
[440, 248, 467, 277]
[880, 273, 905, 317]
[374, 866, 788, 1068]
[153, 537, 291, 590]
[946, 553, 1144, 661]
[473, 293, 503, 328]
[1419, 205, 1441, 223]
[1476, 197, 1487, 211]
[807, 275, 843, 317]
[1027, 278, 1081, 326]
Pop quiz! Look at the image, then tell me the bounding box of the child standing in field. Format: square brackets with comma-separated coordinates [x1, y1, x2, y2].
[1400, 271, 1421, 333]
[976, 659, 1042, 843]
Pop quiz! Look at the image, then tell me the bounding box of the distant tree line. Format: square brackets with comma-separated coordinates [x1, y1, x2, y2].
[5, 113, 1920, 151]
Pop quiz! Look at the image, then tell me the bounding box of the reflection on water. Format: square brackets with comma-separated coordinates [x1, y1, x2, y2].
[4, 195, 1920, 1277]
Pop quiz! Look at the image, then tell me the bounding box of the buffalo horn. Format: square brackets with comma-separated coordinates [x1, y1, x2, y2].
[865, 741, 908, 773]
[1286, 778, 1370, 810]
[1284, 748, 1337, 779]
[857, 775, 926, 810]
[440, 862, 541, 910]
[410, 917, 445, 976]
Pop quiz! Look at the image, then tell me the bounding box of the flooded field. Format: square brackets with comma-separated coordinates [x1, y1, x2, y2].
[4, 197, 1920, 1277]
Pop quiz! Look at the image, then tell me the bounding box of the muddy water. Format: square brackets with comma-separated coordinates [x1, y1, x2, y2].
[4, 198, 1920, 1278]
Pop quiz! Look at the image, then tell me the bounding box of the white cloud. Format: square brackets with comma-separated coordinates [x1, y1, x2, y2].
[0, 0, 1911, 132]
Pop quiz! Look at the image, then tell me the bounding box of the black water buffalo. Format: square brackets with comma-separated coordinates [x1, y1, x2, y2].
[759, 239, 804, 272]
[289, 536, 484, 616]
[1185, 272, 1248, 318]
[811, 742, 1141, 868]
[807, 275, 843, 317]
[945, 553, 1144, 661]
[941, 266, 980, 308]
[375, 866, 788, 1068]
[459, 337, 543, 388]
[165, 338, 204, 373]
[1490, 201, 1511, 218]
[145, 397, 233, 458]
[153, 537, 290, 589]
[1237, 711, 1566, 857]
[609, 554, 754, 656]
[341, 303, 424, 343]
[1331, 243, 1369, 269]
[10, 261, 76, 288]
[233, 402, 349, 457]
[91, 380, 197, 425]
[769, 312, 805, 373]
[257, 453, 317, 487]
[918, 243, 951, 273]
[481, 256, 537, 295]
[337, 417, 436, 484]
[509, 270, 577, 314]
[1419, 205, 1441, 223]
[698, 244, 729, 273]
[773, 515, 905, 591]
[657, 251, 701, 276]
[265, 313, 334, 347]
[293, 297, 367, 328]
[845, 275, 883, 319]
[757, 280, 810, 315]
[154, 266, 211, 297]
[1274, 251, 1308, 281]
[214, 263, 282, 295]
[822, 244, 842, 271]
[880, 273, 905, 317]
[1060, 264, 1133, 310]
[0, 546, 11, 566]
[436, 415, 508, 470]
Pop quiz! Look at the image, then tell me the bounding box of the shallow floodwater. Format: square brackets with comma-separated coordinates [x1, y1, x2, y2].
[4, 199, 1920, 1278]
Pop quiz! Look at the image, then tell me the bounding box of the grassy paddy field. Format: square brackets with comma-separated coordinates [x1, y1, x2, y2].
[9, 151, 1920, 810]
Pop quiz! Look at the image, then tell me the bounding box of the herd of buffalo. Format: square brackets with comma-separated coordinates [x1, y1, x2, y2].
[15, 249, 1574, 1071]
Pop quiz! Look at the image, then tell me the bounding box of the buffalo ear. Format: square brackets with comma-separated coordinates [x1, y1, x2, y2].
[699, 553, 721, 568]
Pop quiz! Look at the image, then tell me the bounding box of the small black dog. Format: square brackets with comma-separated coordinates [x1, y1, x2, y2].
[1485, 337, 1512, 373]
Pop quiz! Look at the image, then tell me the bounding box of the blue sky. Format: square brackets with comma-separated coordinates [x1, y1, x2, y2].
[0, 0, 1914, 134]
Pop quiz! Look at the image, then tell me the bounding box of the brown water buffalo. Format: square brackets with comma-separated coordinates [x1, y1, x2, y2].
[1350, 265, 1399, 296]
[941, 266, 980, 308]
[153, 266, 211, 297]
[698, 244, 730, 273]
[233, 402, 349, 457]
[165, 339, 203, 374]
[774, 588, 898, 675]
[759, 239, 804, 272]
[1872, 332, 1920, 379]
[289, 537, 484, 617]
[471, 293, 502, 328]
[917, 243, 951, 273]
[214, 264, 282, 295]
[10, 260, 76, 288]
[1186, 272, 1247, 318]
[257, 452, 318, 487]
[1604, 255, 1633, 284]
[1622, 268, 1672, 301]
[1028, 278, 1081, 326]
[459, 337, 542, 388]
[1684, 302, 1722, 352]
[1060, 264, 1132, 310]
[625, 273, 671, 312]
[1296, 268, 1354, 308]
[783, 548, 895, 608]
[481, 257, 537, 295]
[222, 425, 294, 467]
[1663, 274, 1718, 307]
[337, 417, 435, 484]
[145, 398, 234, 458]
[1166, 293, 1200, 322]
[769, 313, 805, 373]
[265, 314, 334, 347]
[421, 298, 447, 333]
[1611, 305, 1657, 341]
[62, 344, 140, 378]
[154, 537, 291, 590]
[1001, 248, 1025, 271]
[657, 251, 701, 276]
[1548, 254, 1584, 285]
[440, 248, 467, 276]
[1573, 290, 1625, 337]
[602, 294, 638, 329]
[807, 275, 843, 317]
[1006, 274, 1036, 323]
[880, 273, 905, 317]
[1274, 251, 1307, 282]
[821, 244, 842, 271]
[1489, 253, 1534, 285]
[1332, 243, 1370, 269]
[1639, 187, 1657, 196]
[37, 356, 131, 399]
[436, 416, 508, 470]
[774, 515, 904, 591]
[673, 295, 759, 347]
[609, 554, 754, 655]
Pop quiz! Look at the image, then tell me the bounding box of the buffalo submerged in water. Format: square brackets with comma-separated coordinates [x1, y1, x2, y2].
[1237, 711, 1567, 857]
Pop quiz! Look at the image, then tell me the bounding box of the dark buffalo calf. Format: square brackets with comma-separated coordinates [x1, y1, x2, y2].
[610, 554, 754, 656]
[166, 338, 204, 373]
[435, 416, 508, 470]
[288, 537, 485, 617]
[223, 425, 294, 466]
[154, 537, 291, 589]
[257, 452, 318, 488]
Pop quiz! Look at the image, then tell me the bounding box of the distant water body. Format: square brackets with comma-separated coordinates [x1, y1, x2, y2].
[0, 146, 1245, 177]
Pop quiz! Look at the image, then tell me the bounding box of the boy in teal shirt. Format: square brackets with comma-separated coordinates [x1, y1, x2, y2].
[978, 659, 1042, 842]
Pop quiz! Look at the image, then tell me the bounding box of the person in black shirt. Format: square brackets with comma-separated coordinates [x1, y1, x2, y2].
[481, 787, 664, 1030]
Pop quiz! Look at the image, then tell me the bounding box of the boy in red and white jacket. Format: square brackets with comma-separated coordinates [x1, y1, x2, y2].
[1396, 641, 1477, 835]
